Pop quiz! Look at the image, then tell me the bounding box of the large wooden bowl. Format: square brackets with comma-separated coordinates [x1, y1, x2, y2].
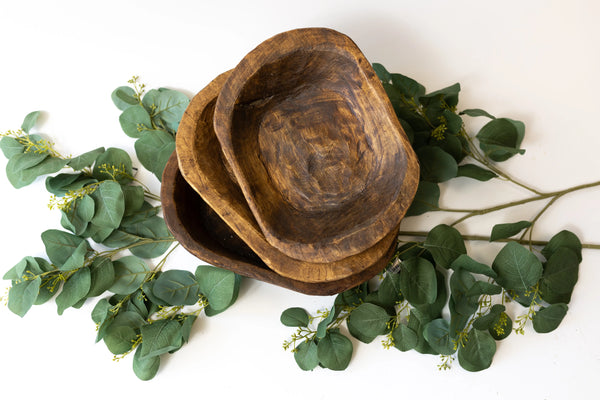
[161, 152, 397, 295]
[176, 71, 399, 284]
[214, 28, 419, 263]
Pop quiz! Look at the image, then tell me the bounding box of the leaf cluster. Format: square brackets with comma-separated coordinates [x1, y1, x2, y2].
[111, 78, 189, 181]
[372, 64, 526, 216]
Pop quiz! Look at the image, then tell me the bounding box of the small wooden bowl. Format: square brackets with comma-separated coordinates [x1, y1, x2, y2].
[176, 71, 399, 284]
[214, 28, 419, 263]
[161, 151, 397, 295]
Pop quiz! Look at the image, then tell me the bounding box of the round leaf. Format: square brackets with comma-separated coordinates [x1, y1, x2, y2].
[492, 242, 543, 292]
[423, 318, 454, 355]
[347, 303, 390, 343]
[400, 257, 438, 306]
[417, 146, 458, 182]
[316, 331, 353, 371]
[280, 307, 310, 327]
[90, 181, 125, 230]
[406, 181, 440, 216]
[424, 224, 466, 268]
[109, 256, 150, 295]
[7, 277, 41, 317]
[152, 270, 200, 306]
[140, 319, 183, 359]
[119, 105, 153, 138]
[133, 345, 160, 381]
[294, 340, 319, 371]
[457, 329, 496, 372]
[532, 303, 568, 334]
[392, 324, 418, 352]
[56, 267, 91, 315]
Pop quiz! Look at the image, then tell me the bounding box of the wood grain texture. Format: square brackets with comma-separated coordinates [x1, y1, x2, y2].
[176, 71, 398, 283]
[214, 27, 419, 263]
[162, 152, 397, 295]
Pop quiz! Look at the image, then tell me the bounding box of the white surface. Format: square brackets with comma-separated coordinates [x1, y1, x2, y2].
[1, 0, 599, 398]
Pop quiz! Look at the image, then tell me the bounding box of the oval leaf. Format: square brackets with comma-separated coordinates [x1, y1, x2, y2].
[424, 224, 467, 268]
[492, 242, 543, 292]
[316, 331, 353, 371]
[280, 307, 310, 327]
[532, 303, 568, 334]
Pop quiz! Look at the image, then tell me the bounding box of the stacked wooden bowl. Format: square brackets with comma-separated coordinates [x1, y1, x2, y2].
[161, 28, 420, 295]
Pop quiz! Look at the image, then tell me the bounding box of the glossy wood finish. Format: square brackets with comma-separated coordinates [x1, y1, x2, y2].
[213, 28, 419, 263]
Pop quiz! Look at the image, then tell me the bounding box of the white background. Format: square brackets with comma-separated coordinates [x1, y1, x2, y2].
[1, 0, 599, 398]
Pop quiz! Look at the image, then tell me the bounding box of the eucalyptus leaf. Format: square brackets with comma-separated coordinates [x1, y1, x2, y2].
[133, 345, 161, 381]
[405, 181, 440, 216]
[104, 325, 138, 355]
[56, 267, 91, 315]
[417, 146, 458, 183]
[109, 256, 150, 295]
[90, 180, 125, 229]
[152, 270, 200, 306]
[0, 136, 25, 158]
[21, 111, 41, 133]
[122, 185, 145, 216]
[68, 147, 105, 170]
[392, 324, 418, 352]
[45, 173, 97, 196]
[473, 304, 506, 331]
[6, 152, 65, 188]
[399, 257, 437, 306]
[280, 307, 310, 327]
[490, 221, 532, 241]
[476, 118, 525, 162]
[111, 86, 139, 111]
[316, 305, 337, 339]
[119, 105, 153, 138]
[532, 303, 568, 333]
[390, 72, 426, 100]
[457, 329, 496, 372]
[347, 303, 390, 343]
[134, 130, 175, 181]
[423, 318, 455, 355]
[372, 63, 392, 83]
[424, 224, 467, 268]
[492, 242, 543, 292]
[195, 265, 241, 314]
[316, 331, 353, 371]
[140, 320, 183, 360]
[457, 164, 498, 181]
[460, 108, 496, 119]
[87, 257, 115, 297]
[91, 298, 112, 325]
[60, 238, 91, 271]
[541, 230, 582, 262]
[92, 147, 133, 184]
[539, 247, 579, 304]
[450, 254, 497, 278]
[294, 340, 319, 371]
[41, 229, 88, 268]
[7, 276, 41, 317]
[61, 195, 95, 236]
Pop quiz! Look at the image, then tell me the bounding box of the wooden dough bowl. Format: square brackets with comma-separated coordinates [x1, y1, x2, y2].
[213, 28, 419, 263]
[176, 71, 399, 284]
[161, 152, 397, 295]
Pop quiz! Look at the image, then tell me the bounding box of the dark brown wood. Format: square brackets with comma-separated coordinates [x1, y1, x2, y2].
[161, 151, 397, 295]
[213, 27, 419, 263]
[176, 71, 398, 284]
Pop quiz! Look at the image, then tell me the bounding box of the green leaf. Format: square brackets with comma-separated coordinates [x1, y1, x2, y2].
[119, 105, 153, 138]
[91, 298, 112, 324]
[464, 281, 502, 297]
[370, 272, 403, 310]
[490, 221, 532, 242]
[417, 146, 458, 183]
[122, 185, 145, 216]
[316, 305, 337, 340]
[541, 230, 582, 262]
[60, 239, 90, 271]
[489, 312, 512, 340]
[456, 164, 498, 181]
[316, 331, 353, 371]
[21, 111, 41, 133]
[405, 181, 440, 216]
[0, 137, 25, 158]
[41, 229, 87, 268]
[457, 329, 496, 372]
[147, 88, 189, 131]
[45, 173, 97, 196]
[414, 269, 447, 321]
[423, 318, 454, 355]
[140, 319, 183, 359]
[7, 277, 41, 317]
[280, 307, 310, 327]
[111, 86, 138, 111]
[372, 63, 391, 83]
[195, 265, 241, 315]
[133, 345, 160, 381]
[3, 256, 38, 280]
[152, 270, 199, 306]
[180, 315, 197, 343]
[88, 257, 115, 297]
[92, 147, 133, 184]
[55, 267, 91, 315]
[6, 152, 68, 188]
[492, 242, 543, 292]
[449, 269, 479, 316]
[67, 147, 105, 171]
[400, 257, 437, 306]
[539, 247, 579, 304]
[347, 303, 390, 343]
[294, 340, 319, 371]
[421, 83, 461, 108]
[121, 215, 172, 258]
[390, 72, 426, 99]
[476, 118, 525, 162]
[134, 130, 175, 181]
[460, 108, 496, 119]
[532, 303, 568, 333]
[392, 324, 418, 352]
[407, 308, 437, 355]
[61, 195, 95, 236]
[473, 304, 506, 331]
[102, 230, 140, 248]
[109, 256, 150, 295]
[104, 325, 138, 355]
[424, 224, 467, 268]
[90, 181, 125, 229]
[450, 254, 497, 278]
